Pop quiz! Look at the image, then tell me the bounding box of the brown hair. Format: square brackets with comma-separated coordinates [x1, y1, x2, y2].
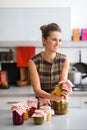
[40, 23, 61, 39]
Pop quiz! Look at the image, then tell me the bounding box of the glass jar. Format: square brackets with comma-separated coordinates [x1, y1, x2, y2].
[24, 109, 29, 120]
[12, 111, 24, 125]
[27, 98, 38, 117]
[53, 100, 69, 115]
[28, 107, 37, 117]
[33, 117, 44, 125]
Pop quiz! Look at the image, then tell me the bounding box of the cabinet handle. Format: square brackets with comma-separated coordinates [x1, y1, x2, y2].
[84, 101, 87, 104]
[7, 101, 18, 104]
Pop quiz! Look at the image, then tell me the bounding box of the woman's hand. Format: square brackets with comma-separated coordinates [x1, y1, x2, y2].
[61, 90, 70, 100]
[50, 89, 70, 102]
[50, 90, 64, 102]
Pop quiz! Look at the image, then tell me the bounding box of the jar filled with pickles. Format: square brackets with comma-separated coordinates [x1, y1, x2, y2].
[53, 80, 72, 115]
[32, 109, 45, 125]
[53, 99, 69, 115]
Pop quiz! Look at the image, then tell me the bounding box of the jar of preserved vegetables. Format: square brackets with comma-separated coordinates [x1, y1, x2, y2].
[53, 99, 69, 115]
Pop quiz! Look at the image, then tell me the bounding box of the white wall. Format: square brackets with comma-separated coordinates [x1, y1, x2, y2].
[0, 0, 87, 64]
[0, 8, 71, 41]
[0, 0, 87, 30]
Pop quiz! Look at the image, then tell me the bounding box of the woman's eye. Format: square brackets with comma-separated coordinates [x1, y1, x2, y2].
[59, 39, 62, 42]
[52, 38, 62, 42]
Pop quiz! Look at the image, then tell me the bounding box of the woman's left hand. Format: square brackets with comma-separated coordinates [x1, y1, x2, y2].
[61, 90, 70, 99]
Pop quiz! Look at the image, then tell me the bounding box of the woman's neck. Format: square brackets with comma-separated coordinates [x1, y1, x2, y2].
[42, 51, 56, 63]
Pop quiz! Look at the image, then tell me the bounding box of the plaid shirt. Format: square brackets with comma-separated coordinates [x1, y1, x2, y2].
[31, 52, 66, 92]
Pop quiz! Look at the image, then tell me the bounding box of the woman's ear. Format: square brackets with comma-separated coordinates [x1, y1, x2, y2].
[42, 37, 46, 46]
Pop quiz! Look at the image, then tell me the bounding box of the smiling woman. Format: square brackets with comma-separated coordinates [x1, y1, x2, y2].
[28, 23, 70, 104]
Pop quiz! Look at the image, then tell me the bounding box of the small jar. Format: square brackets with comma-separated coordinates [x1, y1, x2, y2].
[32, 109, 45, 125]
[38, 98, 51, 108]
[28, 107, 37, 117]
[12, 111, 24, 125]
[11, 102, 26, 125]
[40, 106, 52, 121]
[27, 98, 38, 117]
[46, 113, 51, 121]
[34, 117, 44, 125]
[53, 100, 69, 115]
[24, 109, 29, 120]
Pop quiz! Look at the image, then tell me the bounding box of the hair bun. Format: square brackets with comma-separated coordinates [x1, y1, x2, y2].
[40, 25, 46, 31]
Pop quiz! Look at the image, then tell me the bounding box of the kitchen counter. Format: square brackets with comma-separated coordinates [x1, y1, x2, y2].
[0, 85, 35, 97]
[0, 85, 87, 97]
[0, 108, 87, 130]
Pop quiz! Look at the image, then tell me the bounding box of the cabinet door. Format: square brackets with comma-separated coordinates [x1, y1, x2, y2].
[81, 97, 87, 108]
[69, 96, 81, 108]
[0, 96, 29, 110]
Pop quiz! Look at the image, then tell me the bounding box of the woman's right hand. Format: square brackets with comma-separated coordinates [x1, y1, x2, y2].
[50, 90, 64, 102]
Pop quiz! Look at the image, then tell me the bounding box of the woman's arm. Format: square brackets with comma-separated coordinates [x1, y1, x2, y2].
[59, 58, 70, 98]
[28, 59, 63, 102]
[28, 59, 51, 98]
[59, 58, 70, 81]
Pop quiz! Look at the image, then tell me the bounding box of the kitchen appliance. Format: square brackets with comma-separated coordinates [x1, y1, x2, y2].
[73, 50, 87, 79]
[1, 62, 20, 85]
[68, 67, 82, 85]
[69, 50, 87, 91]
[72, 84, 87, 91]
[0, 49, 14, 61]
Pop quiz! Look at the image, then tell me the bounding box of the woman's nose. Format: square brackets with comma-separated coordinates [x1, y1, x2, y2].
[56, 40, 60, 45]
[56, 41, 61, 47]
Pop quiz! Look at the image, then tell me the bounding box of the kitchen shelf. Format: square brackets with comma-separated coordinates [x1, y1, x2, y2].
[0, 41, 87, 48]
[0, 60, 15, 63]
[62, 41, 87, 48]
[0, 60, 16, 64]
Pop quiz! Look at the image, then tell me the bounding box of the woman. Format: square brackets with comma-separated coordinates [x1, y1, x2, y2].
[28, 23, 70, 102]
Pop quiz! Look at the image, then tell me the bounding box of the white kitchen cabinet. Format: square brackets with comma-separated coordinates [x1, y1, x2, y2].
[0, 86, 35, 110]
[69, 96, 81, 108]
[81, 97, 87, 108]
[69, 91, 87, 108]
[0, 96, 29, 110]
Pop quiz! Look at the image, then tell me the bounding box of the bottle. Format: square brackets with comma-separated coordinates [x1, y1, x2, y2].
[7, 49, 13, 61]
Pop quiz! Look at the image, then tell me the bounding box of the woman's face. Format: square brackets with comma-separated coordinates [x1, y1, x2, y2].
[42, 31, 62, 52]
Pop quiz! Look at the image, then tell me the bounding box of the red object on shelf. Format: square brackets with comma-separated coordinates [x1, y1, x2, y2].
[16, 46, 35, 67]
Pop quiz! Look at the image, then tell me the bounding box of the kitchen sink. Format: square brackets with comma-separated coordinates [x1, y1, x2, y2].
[72, 84, 87, 91]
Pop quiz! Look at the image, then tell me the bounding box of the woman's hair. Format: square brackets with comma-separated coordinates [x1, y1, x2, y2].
[40, 23, 61, 39]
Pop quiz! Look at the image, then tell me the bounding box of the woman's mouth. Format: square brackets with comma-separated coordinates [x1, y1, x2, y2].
[54, 46, 59, 50]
